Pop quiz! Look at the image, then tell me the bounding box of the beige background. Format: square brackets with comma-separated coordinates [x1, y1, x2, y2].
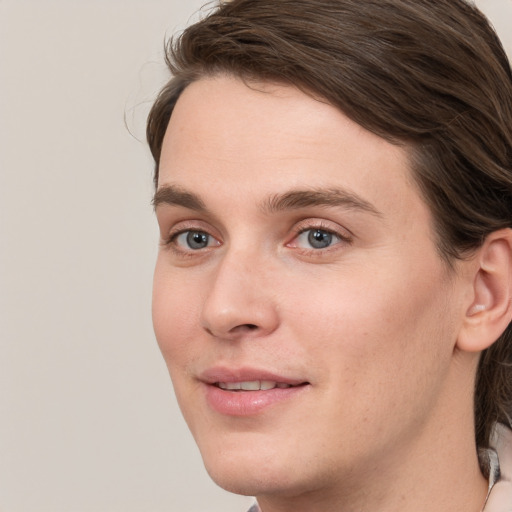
[0, 1, 510, 511]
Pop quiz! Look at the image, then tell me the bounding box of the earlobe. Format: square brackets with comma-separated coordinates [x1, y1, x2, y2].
[457, 228, 512, 353]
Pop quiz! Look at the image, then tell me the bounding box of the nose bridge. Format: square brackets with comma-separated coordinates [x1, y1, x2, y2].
[201, 243, 279, 339]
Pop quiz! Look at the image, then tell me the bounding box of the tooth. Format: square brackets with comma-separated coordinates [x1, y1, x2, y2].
[219, 382, 241, 390]
[217, 381, 292, 391]
[241, 381, 260, 391]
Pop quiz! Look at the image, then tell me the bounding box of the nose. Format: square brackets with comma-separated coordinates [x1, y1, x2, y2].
[200, 249, 280, 341]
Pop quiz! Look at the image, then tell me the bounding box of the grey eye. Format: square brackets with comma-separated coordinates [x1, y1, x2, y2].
[186, 231, 210, 249]
[307, 229, 334, 249]
[174, 231, 212, 250]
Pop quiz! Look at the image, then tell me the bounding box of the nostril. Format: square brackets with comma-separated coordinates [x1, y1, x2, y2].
[230, 323, 258, 333]
[203, 322, 260, 338]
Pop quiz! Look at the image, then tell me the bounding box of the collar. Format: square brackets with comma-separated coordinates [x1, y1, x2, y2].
[481, 423, 512, 511]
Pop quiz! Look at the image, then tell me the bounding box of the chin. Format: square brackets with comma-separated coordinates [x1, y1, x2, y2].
[205, 460, 305, 498]
[206, 466, 278, 497]
[197, 436, 305, 497]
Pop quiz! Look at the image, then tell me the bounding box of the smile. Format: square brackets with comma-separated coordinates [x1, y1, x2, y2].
[216, 381, 297, 391]
[205, 380, 310, 416]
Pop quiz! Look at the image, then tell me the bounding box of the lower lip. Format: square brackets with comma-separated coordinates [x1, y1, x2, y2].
[204, 384, 309, 416]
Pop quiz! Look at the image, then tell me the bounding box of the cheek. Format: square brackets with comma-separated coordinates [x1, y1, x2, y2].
[281, 266, 457, 461]
[287, 260, 455, 396]
[152, 261, 202, 369]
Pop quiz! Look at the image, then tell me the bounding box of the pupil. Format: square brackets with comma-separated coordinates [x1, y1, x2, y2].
[187, 231, 208, 249]
[308, 229, 332, 249]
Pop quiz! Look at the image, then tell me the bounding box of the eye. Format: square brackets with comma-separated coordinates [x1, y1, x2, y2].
[174, 230, 219, 250]
[287, 221, 353, 253]
[295, 228, 341, 249]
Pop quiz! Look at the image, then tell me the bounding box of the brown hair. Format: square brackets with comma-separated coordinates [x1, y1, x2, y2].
[147, 0, 512, 448]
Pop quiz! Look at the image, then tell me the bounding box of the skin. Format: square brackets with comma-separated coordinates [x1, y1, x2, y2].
[152, 76, 488, 512]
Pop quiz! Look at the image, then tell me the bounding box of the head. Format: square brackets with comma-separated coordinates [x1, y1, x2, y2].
[147, 0, 512, 499]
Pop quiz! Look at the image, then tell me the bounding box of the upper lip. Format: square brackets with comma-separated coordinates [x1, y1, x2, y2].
[199, 366, 308, 386]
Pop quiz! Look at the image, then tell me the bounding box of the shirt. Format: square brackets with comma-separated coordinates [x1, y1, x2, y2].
[246, 423, 512, 512]
[482, 423, 512, 511]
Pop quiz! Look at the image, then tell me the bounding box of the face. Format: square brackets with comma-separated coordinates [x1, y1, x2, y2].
[153, 76, 466, 501]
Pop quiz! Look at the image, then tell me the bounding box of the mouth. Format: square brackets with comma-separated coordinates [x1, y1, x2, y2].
[215, 380, 308, 391]
[201, 370, 311, 416]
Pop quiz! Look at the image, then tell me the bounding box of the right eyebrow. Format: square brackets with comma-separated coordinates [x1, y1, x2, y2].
[152, 185, 207, 212]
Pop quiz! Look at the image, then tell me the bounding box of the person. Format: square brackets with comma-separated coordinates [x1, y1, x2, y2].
[146, 0, 512, 510]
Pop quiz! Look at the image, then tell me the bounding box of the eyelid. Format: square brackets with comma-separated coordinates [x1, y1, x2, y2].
[161, 220, 222, 249]
[290, 218, 353, 239]
[286, 219, 353, 251]
[173, 230, 221, 252]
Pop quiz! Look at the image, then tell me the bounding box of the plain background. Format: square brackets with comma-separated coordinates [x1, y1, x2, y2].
[0, 1, 510, 511]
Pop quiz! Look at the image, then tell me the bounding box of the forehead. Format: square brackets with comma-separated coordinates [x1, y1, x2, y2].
[158, 76, 425, 226]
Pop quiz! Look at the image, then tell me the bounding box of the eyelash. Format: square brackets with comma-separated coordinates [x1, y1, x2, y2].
[162, 220, 352, 257]
[161, 223, 218, 258]
[288, 221, 353, 254]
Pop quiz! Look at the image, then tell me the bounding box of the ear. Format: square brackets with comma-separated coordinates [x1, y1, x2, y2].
[456, 228, 512, 353]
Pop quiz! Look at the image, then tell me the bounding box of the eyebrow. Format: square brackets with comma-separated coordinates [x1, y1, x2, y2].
[152, 185, 206, 211]
[153, 184, 381, 217]
[262, 188, 382, 216]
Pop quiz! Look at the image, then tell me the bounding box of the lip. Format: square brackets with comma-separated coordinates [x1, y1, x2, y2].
[199, 366, 310, 417]
[199, 366, 307, 386]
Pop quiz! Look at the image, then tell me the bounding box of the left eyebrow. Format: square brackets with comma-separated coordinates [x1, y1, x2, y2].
[261, 188, 382, 217]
